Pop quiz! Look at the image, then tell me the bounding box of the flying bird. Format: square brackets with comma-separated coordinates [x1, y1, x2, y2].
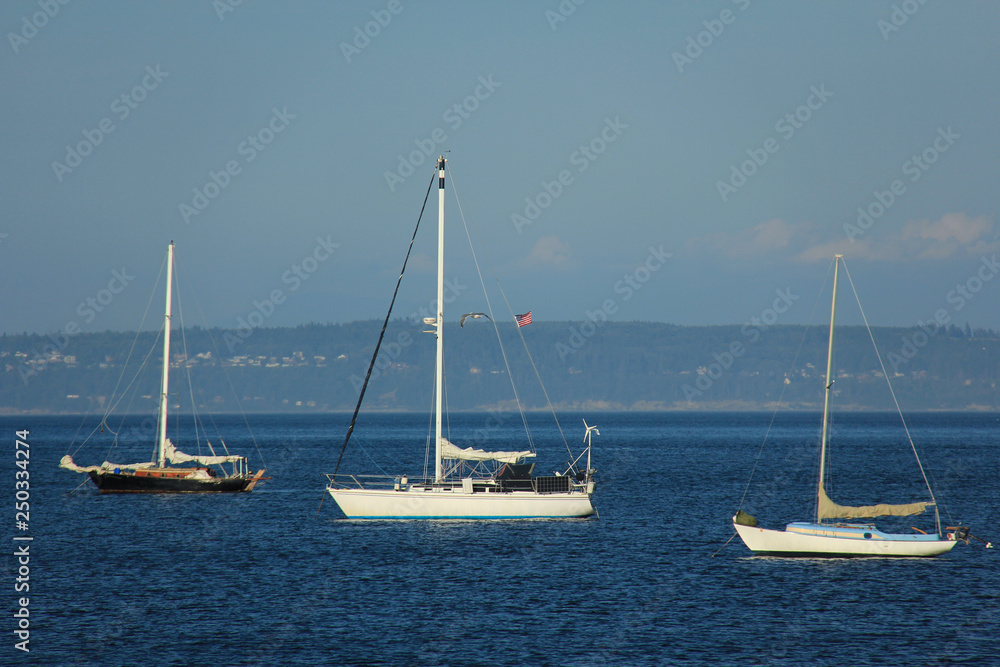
[460, 312, 492, 327]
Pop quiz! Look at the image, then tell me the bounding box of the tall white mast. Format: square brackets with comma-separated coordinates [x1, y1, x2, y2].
[434, 157, 446, 483]
[157, 241, 175, 468]
[816, 254, 841, 522]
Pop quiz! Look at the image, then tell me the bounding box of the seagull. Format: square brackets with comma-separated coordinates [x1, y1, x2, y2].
[460, 312, 492, 327]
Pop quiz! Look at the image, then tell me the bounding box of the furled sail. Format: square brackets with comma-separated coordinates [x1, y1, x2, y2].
[58, 455, 155, 473]
[818, 487, 927, 520]
[163, 439, 245, 466]
[440, 438, 535, 464]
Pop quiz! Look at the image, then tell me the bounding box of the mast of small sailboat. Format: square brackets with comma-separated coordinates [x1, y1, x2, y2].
[816, 254, 841, 523]
[157, 241, 175, 468]
[434, 157, 446, 483]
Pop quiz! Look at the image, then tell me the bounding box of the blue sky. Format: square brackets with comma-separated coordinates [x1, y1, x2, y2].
[3, 1, 999, 336]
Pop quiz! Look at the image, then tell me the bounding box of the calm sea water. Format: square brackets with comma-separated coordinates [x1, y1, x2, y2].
[4, 411, 999, 666]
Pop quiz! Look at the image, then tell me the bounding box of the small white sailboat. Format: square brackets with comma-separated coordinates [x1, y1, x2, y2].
[733, 255, 960, 556]
[60, 242, 266, 493]
[325, 157, 596, 519]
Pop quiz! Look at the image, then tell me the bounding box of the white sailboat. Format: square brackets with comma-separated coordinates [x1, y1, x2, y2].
[325, 157, 596, 519]
[60, 242, 266, 493]
[733, 255, 960, 556]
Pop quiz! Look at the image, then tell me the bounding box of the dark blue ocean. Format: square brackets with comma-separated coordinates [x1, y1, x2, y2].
[4, 411, 999, 666]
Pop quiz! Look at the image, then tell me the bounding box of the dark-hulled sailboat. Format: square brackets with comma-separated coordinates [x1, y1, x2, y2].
[60, 242, 265, 493]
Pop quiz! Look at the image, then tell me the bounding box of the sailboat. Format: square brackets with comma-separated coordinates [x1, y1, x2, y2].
[59, 242, 266, 493]
[325, 156, 596, 519]
[733, 255, 960, 556]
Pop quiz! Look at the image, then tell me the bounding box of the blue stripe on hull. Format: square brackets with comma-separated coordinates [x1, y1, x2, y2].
[748, 551, 942, 558]
[346, 515, 589, 520]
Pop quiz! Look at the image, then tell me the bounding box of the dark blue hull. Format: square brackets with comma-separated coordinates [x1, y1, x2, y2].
[88, 470, 254, 493]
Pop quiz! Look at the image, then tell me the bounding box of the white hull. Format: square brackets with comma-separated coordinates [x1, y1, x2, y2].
[732, 258, 959, 559]
[328, 158, 597, 520]
[328, 486, 594, 519]
[733, 519, 957, 557]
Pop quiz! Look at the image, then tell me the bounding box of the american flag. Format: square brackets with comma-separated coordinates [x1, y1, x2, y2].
[516, 311, 532, 327]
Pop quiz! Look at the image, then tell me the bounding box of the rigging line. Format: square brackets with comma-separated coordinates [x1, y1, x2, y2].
[190, 383, 226, 457]
[71, 333, 162, 458]
[173, 264, 225, 462]
[106, 256, 172, 464]
[68, 254, 165, 461]
[72, 254, 168, 455]
[333, 169, 437, 478]
[100, 252, 167, 426]
[351, 435, 394, 476]
[89, 330, 164, 465]
[104, 333, 160, 418]
[174, 277, 226, 465]
[840, 260, 938, 506]
[510, 290, 574, 461]
[68, 327, 144, 453]
[424, 384, 435, 480]
[710, 532, 738, 558]
[737, 259, 833, 510]
[447, 165, 535, 451]
[447, 167, 573, 457]
[186, 282, 266, 468]
[443, 355, 451, 449]
[174, 280, 203, 454]
[139, 331, 165, 464]
[67, 476, 92, 495]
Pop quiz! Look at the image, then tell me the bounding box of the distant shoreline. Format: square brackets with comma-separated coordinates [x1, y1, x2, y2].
[5, 321, 999, 412]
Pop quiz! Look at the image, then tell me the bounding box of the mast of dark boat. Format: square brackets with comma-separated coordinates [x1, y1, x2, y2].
[816, 254, 841, 524]
[156, 241, 175, 468]
[434, 157, 446, 483]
